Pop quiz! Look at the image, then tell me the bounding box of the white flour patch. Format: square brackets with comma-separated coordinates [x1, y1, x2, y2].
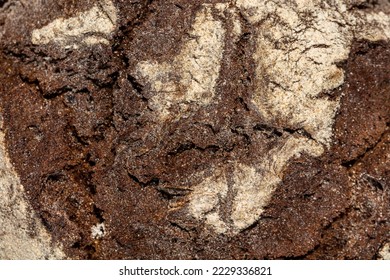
[91, 223, 106, 239]
[188, 168, 228, 234]
[31, 0, 117, 48]
[186, 137, 323, 234]
[236, 0, 390, 146]
[231, 137, 323, 232]
[356, 11, 390, 41]
[136, 5, 226, 120]
[378, 243, 390, 260]
[237, 0, 349, 146]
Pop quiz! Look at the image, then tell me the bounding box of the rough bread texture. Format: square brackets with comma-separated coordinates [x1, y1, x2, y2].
[0, 0, 389, 259]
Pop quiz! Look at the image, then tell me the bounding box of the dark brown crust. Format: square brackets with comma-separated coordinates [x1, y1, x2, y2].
[0, 0, 389, 259]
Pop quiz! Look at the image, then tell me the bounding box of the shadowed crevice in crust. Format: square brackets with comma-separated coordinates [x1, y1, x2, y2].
[0, 0, 389, 259]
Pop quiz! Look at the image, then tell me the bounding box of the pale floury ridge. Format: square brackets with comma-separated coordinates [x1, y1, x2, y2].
[31, 0, 117, 48]
[188, 137, 323, 234]
[236, 0, 390, 146]
[378, 243, 390, 260]
[136, 5, 226, 120]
